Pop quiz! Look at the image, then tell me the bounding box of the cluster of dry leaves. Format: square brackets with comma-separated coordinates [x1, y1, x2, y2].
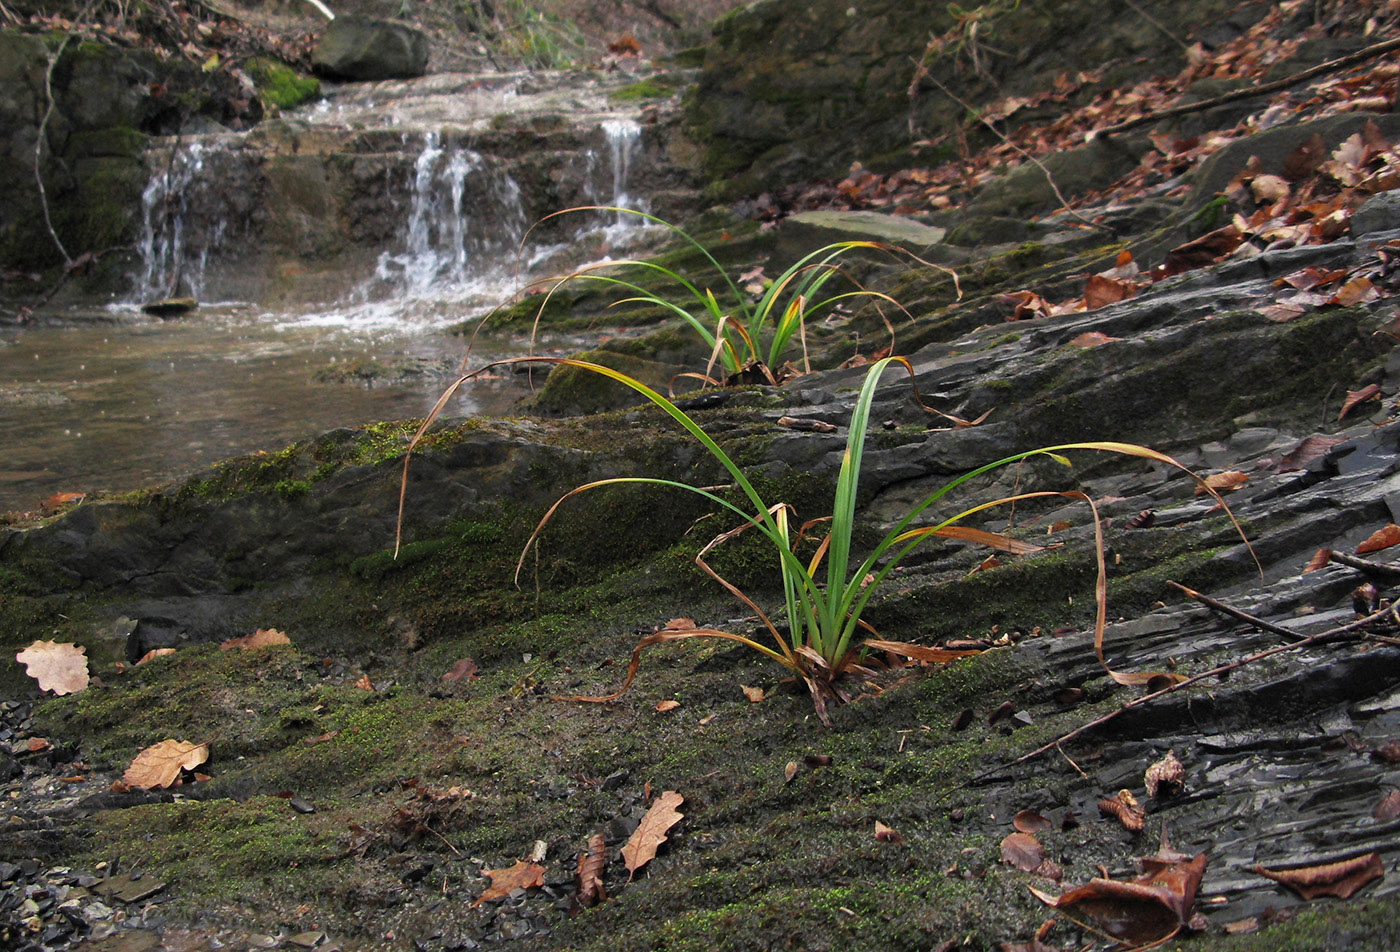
[14, 626, 294, 791]
[993, 748, 1386, 949]
[790, 1, 1399, 218]
[465, 790, 684, 913]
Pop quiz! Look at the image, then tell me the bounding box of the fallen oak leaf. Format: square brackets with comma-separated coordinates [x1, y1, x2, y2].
[1277, 435, 1346, 472]
[1357, 524, 1400, 554]
[219, 628, 291, 650]
[472, 860, 545, 907]
[741, 685, 765, 703]
[622, 790, 684, 880]
[1083, 274, 1135, 309]
[123, 740, 209, 790]
[15, 640, 89, 696]
[1252, 853, 1383, 900]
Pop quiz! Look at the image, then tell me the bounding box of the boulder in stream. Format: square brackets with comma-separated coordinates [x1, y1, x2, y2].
[311, 15, 429, 82]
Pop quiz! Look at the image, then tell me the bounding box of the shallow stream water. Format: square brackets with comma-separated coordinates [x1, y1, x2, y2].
[3, 67, 666, 512]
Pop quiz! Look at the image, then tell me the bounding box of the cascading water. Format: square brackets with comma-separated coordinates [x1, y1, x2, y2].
[601, 118, 644, 224]
[131, 142, 227, 303]
[369, 131, 527, 304]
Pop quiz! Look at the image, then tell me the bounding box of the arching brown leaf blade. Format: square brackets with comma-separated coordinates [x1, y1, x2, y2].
[1253, 853, 1383, 900]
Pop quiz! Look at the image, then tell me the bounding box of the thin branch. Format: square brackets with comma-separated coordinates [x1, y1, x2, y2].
[948, 598, 1399, 793]
[1166, 581, 1306, 643]
[1329, 550, 1400, 580]
[36, 35, 78, 266]
[929, 77, 1112, 234]
[1090, 35, 1400, 140]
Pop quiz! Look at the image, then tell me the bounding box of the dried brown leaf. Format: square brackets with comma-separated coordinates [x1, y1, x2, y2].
[777, 416, 838, 433]
[622, 791, 684, 880]
[1195, 471, 1248, 495]
[355, 674, 374, 691]
[1001, 832, 1046, 873]
[1302, 548, 1333, 573]
[1252, 853, 1383, 900]
[219, 628, 291, 651]
[1357, 523, 1400, 554]
[575, 834, 607, 909]
[1068, 331, 1121, 348]
[15, 640, 89, 696]
[1277, 435, 1345, 472]
[741, 685, 765, 703]
[1249, 174, 1290, 204]
[473, 860, 545, 907]
[655, 699, 681, 712]
[124, 740, 209, 790]
[784, 761, 799, 783]
[1372, 790, 1400, 822]
[1030, 852, 1206, 946]
[874, 821, 904, 843]
[136, 648, 176, 665]
[1098, 789, 1144, 831]
[1145, 750, 1185, 799]
[1339, 383, 1382, 421]
[1124, 509, 1155, 530]
[442, 657, 479, 683]
[1083, 274, 1135, 310]
[1014, 810, 1053, 834]
[1330, 276, 1380, 307]
[662, 617, 696, 631]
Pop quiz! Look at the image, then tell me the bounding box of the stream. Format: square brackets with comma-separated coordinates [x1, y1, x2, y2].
[1, 67, 674, 512]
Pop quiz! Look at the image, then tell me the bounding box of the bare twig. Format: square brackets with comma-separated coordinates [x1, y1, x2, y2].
[929, 77, 1112, 234]
[949, 598, 1399, 792]
[1329, 550, 1400, 580]
[1166, 581, 1307, 643]
[35, 38, 79, 266]
[1091, 35, 1400, 140]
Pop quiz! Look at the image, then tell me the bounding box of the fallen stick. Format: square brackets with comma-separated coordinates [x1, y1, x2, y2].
[948, 597, 1399, 792]
[1090, 35, 1400, 140]
[1166, 581, 1306, 643]
[1329, 550, 1400, 580]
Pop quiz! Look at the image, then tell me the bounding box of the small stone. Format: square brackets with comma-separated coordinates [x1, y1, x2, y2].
[246, 934, 279, 949]
[289, 797, 315, 814]
[289, 930, 327, 947]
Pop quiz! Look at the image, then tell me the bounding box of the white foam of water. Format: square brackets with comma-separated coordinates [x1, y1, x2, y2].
[132, 142, 228, 303]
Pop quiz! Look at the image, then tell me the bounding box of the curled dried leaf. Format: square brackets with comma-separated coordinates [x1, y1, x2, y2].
[1372, 790, 1400, 823]
[1252, 853, 1383, 900]
[1098, 789, 1144, 831]
[655, 699, 681, 713]
[1339, 384, 1382, 421]
[575, 834, 607, 910]
[1195, 471, 1248, 495]
[1303, 548, 1332, 573]
[1031, 852, 1206, 946]
[1145, 750, 1185, 799]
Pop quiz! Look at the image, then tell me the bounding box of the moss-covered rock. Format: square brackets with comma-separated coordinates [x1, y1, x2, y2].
[245, 56, 320, 111]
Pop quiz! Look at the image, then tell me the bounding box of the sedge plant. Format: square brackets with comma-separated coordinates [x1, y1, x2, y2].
[513, 207, 957, 386]
[397, 354, 1249, 724]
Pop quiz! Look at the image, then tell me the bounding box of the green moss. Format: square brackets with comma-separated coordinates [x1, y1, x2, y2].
[244, 57, 320, 111]
[609, 77, 672, 102]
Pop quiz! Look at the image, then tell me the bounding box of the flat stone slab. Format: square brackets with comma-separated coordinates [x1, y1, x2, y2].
[779, 209, 947, 253]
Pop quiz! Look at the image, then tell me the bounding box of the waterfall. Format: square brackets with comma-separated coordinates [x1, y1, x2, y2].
[132, 142, 228, 303]
[602, 119, 643, 221]
[371, 132, 526, 300]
